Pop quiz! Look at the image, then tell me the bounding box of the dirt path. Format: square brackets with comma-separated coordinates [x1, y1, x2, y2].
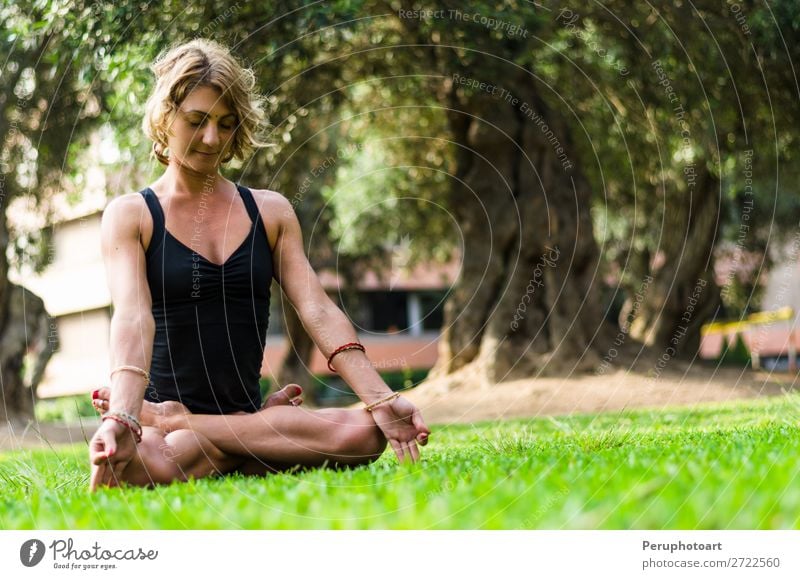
[404, 363, 800, 424]
[3, 363, 797, 451]
[0, 418, 99, 453]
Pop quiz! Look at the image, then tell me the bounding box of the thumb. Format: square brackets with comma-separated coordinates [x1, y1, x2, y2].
[412, 409, 431, 442]
[92, 427, 117, 464]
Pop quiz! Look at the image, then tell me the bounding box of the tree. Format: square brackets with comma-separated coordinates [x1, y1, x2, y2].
[0, 0, 154, 424]
[582, 0, 800, 354]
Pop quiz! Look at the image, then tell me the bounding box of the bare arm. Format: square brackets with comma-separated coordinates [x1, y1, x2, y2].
[271, 196, 391, 405]
[270, 194, 430, 461]
[101, 194, 155, 415]
[89, 194, 155, 490]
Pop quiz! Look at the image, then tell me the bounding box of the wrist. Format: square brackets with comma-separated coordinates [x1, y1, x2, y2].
[364, 391, 400, 412]
[102, 411, 143, 443]
[101, 418, 127, 432]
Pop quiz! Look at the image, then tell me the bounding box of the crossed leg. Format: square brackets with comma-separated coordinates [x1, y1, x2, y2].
[93, 386, 388, 487]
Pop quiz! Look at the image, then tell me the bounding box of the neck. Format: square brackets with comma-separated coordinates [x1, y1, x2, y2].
[158, 160, 222, 198]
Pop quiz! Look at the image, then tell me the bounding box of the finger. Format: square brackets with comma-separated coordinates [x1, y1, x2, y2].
[102, 429, 117, 460]
[408, 439, 420, 463]
[99, 454, 115, 487]
[91, 436, 113, 465]
[89, 462, 106, 492]
[111, 460, 129, 488]
[388, 439, 405, 463]
[412, 409, 431, 440]
[400, 441, 415, 464]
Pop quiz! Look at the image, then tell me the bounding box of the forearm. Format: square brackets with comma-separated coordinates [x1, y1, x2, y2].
[108, 313, 154, 418]
[303, 303, 392, 405]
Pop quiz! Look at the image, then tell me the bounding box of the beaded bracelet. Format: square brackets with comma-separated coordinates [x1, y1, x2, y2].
[111, 411, 142, 434]
[110, 365, 150, 384]
[102, 412, 143, 443]
[327, 342, 366, 372]
[365, 391, 401, 413]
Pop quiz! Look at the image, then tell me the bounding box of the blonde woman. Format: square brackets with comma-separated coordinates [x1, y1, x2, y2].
[89, 39, 430, 490]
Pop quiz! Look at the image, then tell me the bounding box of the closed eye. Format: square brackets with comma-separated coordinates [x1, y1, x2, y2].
[189, 119, 235, 131]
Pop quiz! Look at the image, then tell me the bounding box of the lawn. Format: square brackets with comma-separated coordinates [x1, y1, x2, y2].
[1, 394, 799, 529]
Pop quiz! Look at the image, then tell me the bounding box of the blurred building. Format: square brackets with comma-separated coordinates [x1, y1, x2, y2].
[700, 244, 800, 369]
[16, 208, 456, 399]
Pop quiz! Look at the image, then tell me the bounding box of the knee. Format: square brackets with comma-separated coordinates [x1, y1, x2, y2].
[333, 411, 387, 466]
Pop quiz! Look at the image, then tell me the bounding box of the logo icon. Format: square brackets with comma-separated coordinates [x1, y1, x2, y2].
[20, 539, 46, 567]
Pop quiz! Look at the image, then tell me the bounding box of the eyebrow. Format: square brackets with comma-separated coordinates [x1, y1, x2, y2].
[181, 109, 237, 120]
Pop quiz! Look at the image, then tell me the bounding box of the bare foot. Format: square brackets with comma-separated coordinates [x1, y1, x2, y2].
[262, 384, 304, 409]
[91, 383, 302, 425]
[91, 387, 189, 430]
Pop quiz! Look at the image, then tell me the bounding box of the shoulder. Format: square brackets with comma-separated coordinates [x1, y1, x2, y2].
[101, 193, 153, 245]
[248, 187, 295, 219]
[102, 192, 150, 238]
[105, 191, 148, 213]
[247, 188, 300, 244]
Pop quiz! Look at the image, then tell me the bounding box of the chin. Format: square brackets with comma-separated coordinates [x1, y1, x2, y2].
[175, 156, 219, 173]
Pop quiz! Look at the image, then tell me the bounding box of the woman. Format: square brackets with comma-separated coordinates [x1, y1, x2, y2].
[89, 39, 430, 490]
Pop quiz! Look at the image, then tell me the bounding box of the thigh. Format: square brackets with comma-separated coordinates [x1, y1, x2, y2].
[121, 426, 244, 487]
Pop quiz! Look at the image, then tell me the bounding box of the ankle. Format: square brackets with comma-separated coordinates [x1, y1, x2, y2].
[160, 413, 184, 433]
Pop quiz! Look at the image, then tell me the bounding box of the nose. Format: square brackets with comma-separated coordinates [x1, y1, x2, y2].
[201, 123, 220, 148]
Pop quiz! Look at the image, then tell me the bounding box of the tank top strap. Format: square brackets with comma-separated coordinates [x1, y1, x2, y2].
[139, 187, 166, 236]
[236, 184, 261, 223]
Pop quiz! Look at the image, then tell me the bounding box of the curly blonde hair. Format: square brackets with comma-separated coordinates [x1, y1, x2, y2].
[142, 38, 270, 166]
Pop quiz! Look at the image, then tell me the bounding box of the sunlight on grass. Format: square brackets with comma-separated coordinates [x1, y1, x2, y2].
[1, 394, 799, 529]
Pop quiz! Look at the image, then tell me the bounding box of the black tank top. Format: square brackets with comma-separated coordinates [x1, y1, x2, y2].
[139, 184, 272, 414]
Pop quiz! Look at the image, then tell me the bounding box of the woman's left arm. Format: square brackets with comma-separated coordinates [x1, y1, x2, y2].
[268, 194, 430, 461]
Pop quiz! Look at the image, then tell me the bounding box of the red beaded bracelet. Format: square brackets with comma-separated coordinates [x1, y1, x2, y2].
[102, 414, 143, 443]
[327, 342, 366, 372]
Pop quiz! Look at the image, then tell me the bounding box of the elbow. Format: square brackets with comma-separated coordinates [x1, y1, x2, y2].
[301, 302, 328, 327]
[300, 297, 339, 328]
[111, 309, 155, 336]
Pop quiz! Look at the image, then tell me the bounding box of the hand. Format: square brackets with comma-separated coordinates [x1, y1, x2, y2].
[370, 396, 430, 464]
[89, 418, 138, 491]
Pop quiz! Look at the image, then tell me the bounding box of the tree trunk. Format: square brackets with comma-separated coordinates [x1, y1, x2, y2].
[0, 282, 54, 426]
[276, 289, 318, 399]
[431, 71, 605, 383]
[626, 166, 722, 355]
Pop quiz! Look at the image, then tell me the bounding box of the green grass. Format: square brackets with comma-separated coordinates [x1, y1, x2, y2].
[2, 394, 800, 529]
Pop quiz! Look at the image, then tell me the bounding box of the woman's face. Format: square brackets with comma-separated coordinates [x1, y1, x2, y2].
[166, 85, 236, 172]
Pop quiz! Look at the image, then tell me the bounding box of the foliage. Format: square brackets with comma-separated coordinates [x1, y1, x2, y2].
[3, 1, 799, 406]
[34, 395, 96, 424]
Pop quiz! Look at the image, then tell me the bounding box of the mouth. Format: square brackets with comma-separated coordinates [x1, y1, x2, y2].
[195, 150, 219, 156]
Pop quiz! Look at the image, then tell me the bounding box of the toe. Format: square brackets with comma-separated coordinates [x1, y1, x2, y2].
[283, 384, 303, 398]
[264, 384, 304, 408]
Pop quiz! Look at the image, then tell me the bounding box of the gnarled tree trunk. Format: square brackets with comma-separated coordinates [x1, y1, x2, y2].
[0, 283, 55, 426]
[626, 166, 722, 355]
[0, 211, 56, 425]
[431, 70, 605, 383]
[276, 289, 318, 397]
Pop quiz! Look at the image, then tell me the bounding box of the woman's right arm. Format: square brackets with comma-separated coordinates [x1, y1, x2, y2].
[89, 195, 155, 490]
[102, 195, 155, 416]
